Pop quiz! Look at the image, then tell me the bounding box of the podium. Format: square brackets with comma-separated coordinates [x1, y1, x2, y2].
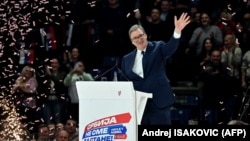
[76, 81, 151, 141]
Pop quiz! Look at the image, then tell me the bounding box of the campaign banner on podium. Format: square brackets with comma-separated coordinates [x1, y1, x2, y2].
[76, 81, 138, 141]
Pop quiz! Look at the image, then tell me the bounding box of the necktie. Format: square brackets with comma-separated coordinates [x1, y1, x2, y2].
[141, 51, 145, 56]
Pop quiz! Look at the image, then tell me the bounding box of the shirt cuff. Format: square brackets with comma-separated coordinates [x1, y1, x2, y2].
[173, 32, 181, 39]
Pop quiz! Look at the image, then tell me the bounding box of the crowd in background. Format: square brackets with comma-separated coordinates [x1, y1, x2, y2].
[1, 0, 250, 140]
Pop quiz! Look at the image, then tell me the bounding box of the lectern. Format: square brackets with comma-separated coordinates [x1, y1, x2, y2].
[76, 81, 152, 141]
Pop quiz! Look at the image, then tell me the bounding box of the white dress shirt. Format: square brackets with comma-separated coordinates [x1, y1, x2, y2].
[133, 49, 145, 78]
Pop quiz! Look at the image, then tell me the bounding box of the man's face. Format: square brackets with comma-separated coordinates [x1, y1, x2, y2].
[51, 59, 59, 71]
[211, 51, 221, 64]
[71, 48, 79, 59]
[200, 13, 210, 27]
[161, 1, 170, 12]
[56, 130, 69, 141]
[151, 9, 161, 21]
[65, 119, 77, 133]
[48, 123, 56, 137]
[39, 126, 50, 137]
[130, 28, 148, 50]
[194, 13, 201, 24]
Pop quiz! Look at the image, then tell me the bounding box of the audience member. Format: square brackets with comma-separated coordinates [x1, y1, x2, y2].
[136, 7, 173, 42]
[56, 122, 65, 131]
[214, 10, 237, 37]
[198, 50, 229, 125]
[37, 124, 50, 139]
[221, 33, 243, 123]
[241, 48, 250, 123]
[97, 0, 129, 56]
[64, 119, 78, 141]
[63, 61, 94, 122]
[242, 49, 250, 90]
[188, 12, 223, 57]
[184, 11, 201, 42]
[198, 0, 226, 23]
[63, 47, 81, 73]
[137, 0, 162, 23]
[240, 12, 250, 54]
[198, 37, 216, 70]
[55, 129, 69, 141]
[48, 122, 56, 141]
[43, 57, 68, 125]
[12, 65, 39, 133]
[160, 0, 175, 25]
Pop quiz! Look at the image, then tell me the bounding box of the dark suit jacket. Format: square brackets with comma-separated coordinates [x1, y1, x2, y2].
[121, 37, 180, 108]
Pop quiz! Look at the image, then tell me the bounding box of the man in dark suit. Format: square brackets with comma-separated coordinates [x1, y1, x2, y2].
[121, 13, 190, 125]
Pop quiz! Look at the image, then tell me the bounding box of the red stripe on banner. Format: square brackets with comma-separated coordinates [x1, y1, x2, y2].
[114, 134, 127, 139]
[115, 113, 132, 123]
[84, 112, 132, 131]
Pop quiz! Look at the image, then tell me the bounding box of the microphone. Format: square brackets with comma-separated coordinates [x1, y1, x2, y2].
[115, 57, 130, 81]
[94, 57, 130, 81]
[94, 65, 117, 81]
[94, 57, 119, 81]
[115, 57, 119, 66]
[117, 67, 130, 81]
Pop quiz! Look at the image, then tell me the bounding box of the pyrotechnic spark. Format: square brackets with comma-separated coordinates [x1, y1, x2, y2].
[0, 0, 72, 140]
[0, 99, 29, 140]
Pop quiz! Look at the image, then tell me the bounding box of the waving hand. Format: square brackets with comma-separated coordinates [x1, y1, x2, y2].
[174, 12, 190, 34]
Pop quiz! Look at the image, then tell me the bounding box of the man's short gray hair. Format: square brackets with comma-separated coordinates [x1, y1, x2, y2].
[128, 24, 146, 37]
